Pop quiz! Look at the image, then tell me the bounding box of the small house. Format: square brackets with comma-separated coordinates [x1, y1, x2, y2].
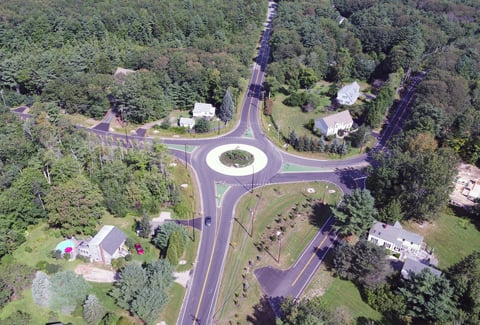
[179, 117, 195, 129]
[192, 103, 215, 119]
[77, 225, 128, 265]
[368, 221, 424, 257]
[336, 82, 360, 106]
[314, 110, 354, 136]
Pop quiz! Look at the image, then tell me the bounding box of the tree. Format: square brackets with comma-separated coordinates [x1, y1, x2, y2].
[166, 244, 179, 266]
[289, 130, 298, 148]
[278, 296, 349, 325]
[398, 269, 456, 323]
[137, 212, 151, 238]
[447, 251, 480, 324]
[152, 222, 188, 254]
[333, 240, 390, 288]
[194, 118, 210, 133]
[83, 294, 106, 325]
[32, 271, 51, 307]
[367, 148, 458, 220]
[332, 189, 377, 237]
[50, 271, 91, 314]
[218, 88, 234, 123]
[45, 175, 105, 236]
[110, 260, 173, 324]
[0, 310, 32, 325]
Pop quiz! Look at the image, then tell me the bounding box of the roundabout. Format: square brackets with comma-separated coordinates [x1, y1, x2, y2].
[206, 144, 268, 176]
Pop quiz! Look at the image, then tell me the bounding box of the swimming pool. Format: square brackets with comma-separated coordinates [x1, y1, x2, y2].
[55, 239, 75, 253]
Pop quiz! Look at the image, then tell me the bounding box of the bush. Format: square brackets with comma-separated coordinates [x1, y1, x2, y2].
[63, 253, 71, 260]
[36, 260, 48, 271]
[160, 119, 171, 129]
[46, 263, 61, 274]
[24, 246, 32, 253]
[124, 254, 132, 262]
[51, 250, 62, 259]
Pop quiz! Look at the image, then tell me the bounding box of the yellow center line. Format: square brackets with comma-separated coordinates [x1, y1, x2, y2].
[192, 212, 220, 324]
[291, 228, 334, 287]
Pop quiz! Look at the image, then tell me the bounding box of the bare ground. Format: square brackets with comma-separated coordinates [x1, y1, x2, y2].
[74, 264, 116, 282]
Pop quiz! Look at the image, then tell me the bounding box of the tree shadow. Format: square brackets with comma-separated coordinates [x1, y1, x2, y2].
[309, 201, 332, 228]
[335, 167, 368, 191]
[246, 295, 277, 325]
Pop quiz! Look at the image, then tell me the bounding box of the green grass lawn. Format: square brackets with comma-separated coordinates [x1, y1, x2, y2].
[159, 283, 185, 325]
[322, 277, 385, 323]
[404, 212, 480, 269]
[215, 182, 341, 324]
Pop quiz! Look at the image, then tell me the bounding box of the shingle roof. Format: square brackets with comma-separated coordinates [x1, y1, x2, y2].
[401, 257, 442, 279]
[193, 103, 215, 114]
[319, 110, 353, 129]
[369, 221, 423, 246]
[90, 225, 127, 255]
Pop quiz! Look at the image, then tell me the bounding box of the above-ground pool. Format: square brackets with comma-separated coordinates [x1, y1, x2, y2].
[55, 239, 75, 253]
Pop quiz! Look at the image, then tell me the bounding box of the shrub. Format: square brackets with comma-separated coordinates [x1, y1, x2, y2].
[46, 263, 61, 274]
[24, 246, 32, 253]
[36, 261, 48, 271]
[124, 254, 132, 262]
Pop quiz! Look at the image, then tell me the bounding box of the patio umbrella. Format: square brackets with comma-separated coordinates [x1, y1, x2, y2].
[65, 247, 73, 253]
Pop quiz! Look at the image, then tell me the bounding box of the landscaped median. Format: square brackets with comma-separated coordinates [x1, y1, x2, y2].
[214, 181, 341, 324]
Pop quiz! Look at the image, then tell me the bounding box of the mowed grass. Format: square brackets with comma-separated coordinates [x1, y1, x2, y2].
[159, 283, 186, 325]
[404, 212, 480, 269]
[322, 277, 385, 322]
[215, 182, 341, 324]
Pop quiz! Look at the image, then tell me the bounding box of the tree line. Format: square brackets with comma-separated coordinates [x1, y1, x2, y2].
[0, 0, 266, 123]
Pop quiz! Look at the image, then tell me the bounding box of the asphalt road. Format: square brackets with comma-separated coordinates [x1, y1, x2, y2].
[11, 1, 426, 323]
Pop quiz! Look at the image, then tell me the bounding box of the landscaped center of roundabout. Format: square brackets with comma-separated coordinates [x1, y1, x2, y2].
[206, 144, 268, 176]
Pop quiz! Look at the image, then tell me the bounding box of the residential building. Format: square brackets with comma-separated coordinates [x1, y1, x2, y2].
[368, 221, 423, 256]
[314, 110, 354, 136]
[401, 257, 442, 279]
[179, 117, 195, 129]
[192, 103, 215, 118]
[336, 82, 360, 106]
[77, 225, 128, 265]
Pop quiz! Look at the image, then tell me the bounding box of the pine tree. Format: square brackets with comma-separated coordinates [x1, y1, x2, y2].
[289, 130, 298, 148]
[138, 212, 151, 238]
[32, 271, 51, 307]
[316, 136, 326, 152]
[166, 244, 178, 266]
[219, 88, 234, 123]
[83, 294, 106, 325]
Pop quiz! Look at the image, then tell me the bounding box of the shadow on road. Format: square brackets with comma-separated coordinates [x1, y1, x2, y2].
[335, 167, 368, 191]
[246, 295, 277, 325]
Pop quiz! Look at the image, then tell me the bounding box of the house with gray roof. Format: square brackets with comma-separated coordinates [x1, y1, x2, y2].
[192, 102, 215, 119]
[401, 257, 442, 279]
[368, 221, 424, 257]
[77, 225, 128, 265]
[179, 117, 195, 129]
[314, 110, 354, 136]
[336, 81, 360, 106]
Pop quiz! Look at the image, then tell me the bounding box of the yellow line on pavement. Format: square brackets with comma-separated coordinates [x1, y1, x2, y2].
[291, 228, 334, 287]
[192, 215, 220, 324]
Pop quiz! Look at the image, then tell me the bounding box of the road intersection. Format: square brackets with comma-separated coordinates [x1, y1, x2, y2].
[12, 2, 425, 324]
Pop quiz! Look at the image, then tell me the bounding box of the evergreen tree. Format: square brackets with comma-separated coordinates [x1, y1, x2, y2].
[138, 212, 151, 238]
[166, 244, 179, 266]
[332, 189, 377, 237]
[297, 135, 306, 151]
[289, 130, 298, 148]
[218, 88, 234, 123]
[194, 118, 210, 133]
[317, 136, 326, 152]
[339, 141, 349, 156]
[83, 294, 106, 325]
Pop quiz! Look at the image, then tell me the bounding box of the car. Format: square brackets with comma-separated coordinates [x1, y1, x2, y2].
[204, 216, 212, 227]
[134, 243, 144, 255]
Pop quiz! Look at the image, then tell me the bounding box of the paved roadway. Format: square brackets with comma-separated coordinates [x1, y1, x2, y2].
[11, 1, 426, 323]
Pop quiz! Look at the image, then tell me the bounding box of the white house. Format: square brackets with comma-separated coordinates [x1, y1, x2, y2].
[337, 82, 360, 106]
[314, 110, 354, 136]
[368, 221, 424, 257]
[192, 103, 215, 118]
[401, 257, 442, 279]
[77, 225, 128, 265]
[179, 117, 195, 129]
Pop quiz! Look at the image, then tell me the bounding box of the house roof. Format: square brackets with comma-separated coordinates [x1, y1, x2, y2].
[337, 82, 360, 103]
[193, 103, 215, 114]
[316, 110, 353, 129]
[469, 180, 480, 199]
[179, 117, 195, 125]
[401, 257, 442, 279]
[90, 225, 127, 255]
[369, 221, 423, 246]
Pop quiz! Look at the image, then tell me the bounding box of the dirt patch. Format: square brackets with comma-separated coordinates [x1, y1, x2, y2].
[74, 264, 116, 283]
[404, 220, 437, 237]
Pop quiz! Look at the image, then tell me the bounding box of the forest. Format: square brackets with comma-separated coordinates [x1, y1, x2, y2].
[0, 0, 266, 123]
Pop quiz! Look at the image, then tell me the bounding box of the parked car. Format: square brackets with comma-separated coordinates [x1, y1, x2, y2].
[204, 216, 212, 227]
[134, 243, 144, 255]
